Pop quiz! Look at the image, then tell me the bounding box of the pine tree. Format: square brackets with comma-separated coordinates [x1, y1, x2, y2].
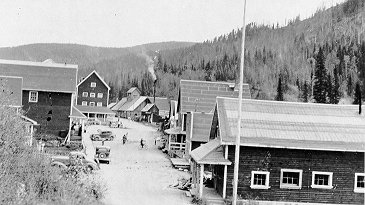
[331, 68, 340, 104]
[347, 74, 353, 97]
[313, 47, 327, 103]
[302, 81, 309, 102]
[275, 76, 284, 101]
[327, 74, 333, 103]
[353, 82, 361, 104]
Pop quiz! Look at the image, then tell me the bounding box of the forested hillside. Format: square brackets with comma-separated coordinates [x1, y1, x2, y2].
[156, 0, 365, 103]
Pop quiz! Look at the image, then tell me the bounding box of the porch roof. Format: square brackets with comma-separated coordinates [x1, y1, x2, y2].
[69, 106, 87, 119]
[164, 126, 186, 135]
[191, 138, 231, 165]
[75, 105, 115, 115]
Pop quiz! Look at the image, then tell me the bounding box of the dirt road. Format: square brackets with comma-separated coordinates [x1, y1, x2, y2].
[87, 119, 192, 205]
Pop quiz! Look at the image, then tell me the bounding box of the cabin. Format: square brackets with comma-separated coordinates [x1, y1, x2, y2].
[141, 103, 159, 123]
[148, 97, 170, 118]
[165, 79, 251, 159]
[190, 97, 365, 204]
[0, 59, 77, 138]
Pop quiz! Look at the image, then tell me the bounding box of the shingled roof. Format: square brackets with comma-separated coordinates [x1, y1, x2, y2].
[148, 97, 169, 111]
[0, 59, 77, 93]
[189, 112, 214, 142]
[0, 76, 23, 107]
[119, 96, 150, 111]
[216, 97, 365, 152]
[179, 79, 250, 113]
[190, 138, 231, 165]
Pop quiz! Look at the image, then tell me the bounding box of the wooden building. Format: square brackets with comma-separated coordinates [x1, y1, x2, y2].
[191, 97, 365, 204]
[0, 59, 77, 137]
[148, 97, 170, 118]
[141, 103, 159, 123]
[165, 79, 251, 159]
[77, 70, 110, 107]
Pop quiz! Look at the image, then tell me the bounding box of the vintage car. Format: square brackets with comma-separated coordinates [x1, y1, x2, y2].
[50, 151, 100, 172]
[95, 146, 111, 164]
[86, 118, 101, 125]
[109, 121, 124, 128]
[90, 130, 115, 141]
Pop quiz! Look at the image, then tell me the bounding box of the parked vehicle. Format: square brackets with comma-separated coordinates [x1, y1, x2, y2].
[90, 130, 115, 141]
[50, 151, 100, 173]
[95, 146, 111, 164]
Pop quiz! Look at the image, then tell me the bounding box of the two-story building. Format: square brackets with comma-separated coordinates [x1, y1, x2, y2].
[76, 70, 114, 120]
[190, 97, 365, 204]
[0, 59, 77, 138]
[165, 79, 251, 159]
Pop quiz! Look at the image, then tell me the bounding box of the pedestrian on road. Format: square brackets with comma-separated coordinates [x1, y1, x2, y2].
[102, 139, 105, 146]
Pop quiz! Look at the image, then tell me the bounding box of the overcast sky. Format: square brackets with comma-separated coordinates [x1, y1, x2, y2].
[0, 0, 345, 48]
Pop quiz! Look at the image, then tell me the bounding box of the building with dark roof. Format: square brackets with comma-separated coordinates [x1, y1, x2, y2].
[190, 97, 365, 204]
[0, 59, 77, 137]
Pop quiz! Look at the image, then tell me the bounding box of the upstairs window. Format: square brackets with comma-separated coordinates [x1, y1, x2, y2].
[90, 93, 95, 98]
[311, 171, 333, 189]
[89, 102, 95, 106]
[29, 91, 38, 103]
[354, 173, 365, 193]
[182, 113, 187, 131]
[82, 101, 87, 106]
[251, 171, 270, 189]
[97, 93, 103, 98]
[82, 92, 88, 97]
[97, 102, 102, 107]
[280, 169, 302, 189]
[91, 82, 96, 87]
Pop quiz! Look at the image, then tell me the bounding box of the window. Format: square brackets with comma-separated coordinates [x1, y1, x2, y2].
[97, 93, 103, 98]
[311, 171, 333, 189]
[91, 82, 96, 87]
[182, 113, 187, 131]
[29, 91, 38, 102]
[251, 171, 270, 189]
[354, 173, 365, 193]
[82, 101, 87, 106]
[82, 92, 88, 97]
[90, 102, 95, 106]
[97, 102, 102, 107]
[280, 169, 302, 189]
[90, 93, 95, 98]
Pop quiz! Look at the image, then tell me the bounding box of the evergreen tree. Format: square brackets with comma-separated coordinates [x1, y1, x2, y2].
[302, 81, 309, 102]
[275, 76, 284, 101]
[313, 47, 327, 103]
[353, 82, 361, 104]
[347, 74, 353, 97]
[327, 74, 333, 103]
[331, 68, 340, 104]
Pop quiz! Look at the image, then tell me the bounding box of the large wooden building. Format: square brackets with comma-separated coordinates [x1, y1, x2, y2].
[191, 97, 365, 204]
[0, 59, 77, 137]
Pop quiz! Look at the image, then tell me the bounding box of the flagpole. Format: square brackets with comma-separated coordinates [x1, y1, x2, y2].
[232, 0, 247, 204]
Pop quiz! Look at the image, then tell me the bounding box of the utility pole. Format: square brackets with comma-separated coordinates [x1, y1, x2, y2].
[232, 0, 247, 205]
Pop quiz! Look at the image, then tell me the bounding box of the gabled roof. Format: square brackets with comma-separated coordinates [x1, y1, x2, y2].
[141, 103, 156, 112]
[119, 96, 150, 111]
[111, 97, 128, 111]
[127, 87, 140, 94]
[179, 79, 250, 113]
[75, 105, 115, 115]
[20, 115, 38, 125]
[189, 112, 214, 142]
[107, 102, 116, 109]
[190, 138, 231, 165]
[77, 70, 110, 90]
[0, 76, 23, 107]
[148, 97, 169, 111]
[69, 106, 87, 119]
[217, 97, 365, 152]
[0, 59, 77, 93]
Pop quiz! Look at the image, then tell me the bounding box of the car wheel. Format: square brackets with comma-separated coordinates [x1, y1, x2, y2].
[99, 153, 106, 158]
[85, 165, 93, 174]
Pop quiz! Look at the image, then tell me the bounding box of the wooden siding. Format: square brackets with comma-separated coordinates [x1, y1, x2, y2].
[224, 146, 364, 204]
[22, 91, 71, 136]
[77, 73, 108, 106]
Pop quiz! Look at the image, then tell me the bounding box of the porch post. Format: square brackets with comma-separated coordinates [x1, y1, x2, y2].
[199, 164, 204, 198]
[30, 125, 34, 146]
[223, 145, 228, 198]
[168, 134, 171, 150]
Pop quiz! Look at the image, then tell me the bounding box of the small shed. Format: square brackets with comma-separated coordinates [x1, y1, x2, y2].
[141, 103, 159, 123]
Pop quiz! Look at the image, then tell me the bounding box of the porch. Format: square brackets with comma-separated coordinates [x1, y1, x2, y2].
[164, 126, 187, 158]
